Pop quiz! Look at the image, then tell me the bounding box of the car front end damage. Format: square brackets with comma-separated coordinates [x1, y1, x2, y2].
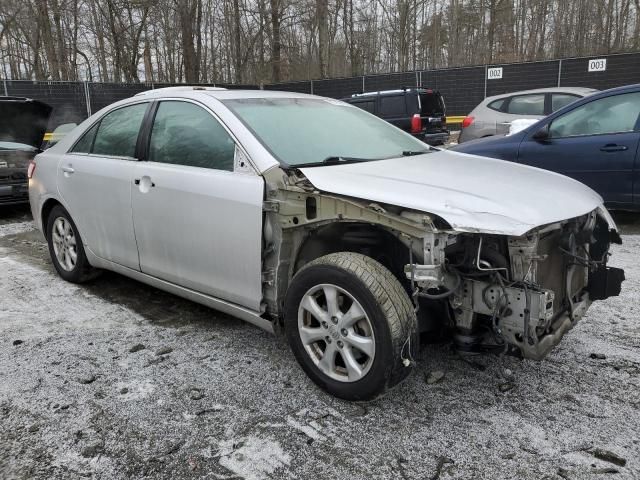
[405, 208, 624, 359]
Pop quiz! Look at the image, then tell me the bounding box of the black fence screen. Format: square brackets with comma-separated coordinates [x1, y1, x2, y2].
[3, 52, 638, 131]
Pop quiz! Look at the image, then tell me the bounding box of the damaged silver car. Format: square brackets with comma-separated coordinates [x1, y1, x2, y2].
[28, 87, 624, 400]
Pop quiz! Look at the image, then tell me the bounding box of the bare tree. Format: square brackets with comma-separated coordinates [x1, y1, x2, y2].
[1, 0, 639, 84]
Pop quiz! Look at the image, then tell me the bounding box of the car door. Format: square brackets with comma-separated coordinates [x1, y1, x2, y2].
[517, 91, 640, 207]
[377, 94, 409, 131]
[131, 99, 264, 310]
[57, 101, 149, 269]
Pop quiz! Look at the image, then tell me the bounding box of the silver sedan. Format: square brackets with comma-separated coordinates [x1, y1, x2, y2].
[28, 87, 623, 400]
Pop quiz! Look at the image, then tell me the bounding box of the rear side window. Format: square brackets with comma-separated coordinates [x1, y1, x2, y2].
[551, 93, 580, 112]
[487, 98, 506, 112]
[148, 101, 235, 171]
[379, 95, 406, 116]
[351, 100, 375, 113]
[92, 103, 148, 158]
[70, 123, 99, 153]
[506, 94, 545, 115]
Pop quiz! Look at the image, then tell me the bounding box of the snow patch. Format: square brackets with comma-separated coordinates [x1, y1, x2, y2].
[116, 380, 156, 401]
[0, 220, 35, 238]
[217, 435, 290, 480]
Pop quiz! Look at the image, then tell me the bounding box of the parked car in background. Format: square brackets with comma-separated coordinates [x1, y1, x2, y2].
[29, 87, 623, 400]
[342, 88, 449, 145]
[0, 96, 52, 206]
[453, 84, 640, 211]
[458, 87, 597, 143]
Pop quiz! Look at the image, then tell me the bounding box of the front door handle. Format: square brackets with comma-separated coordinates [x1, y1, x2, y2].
[600, 144, 628, 152]
[61, 165, 75, 174]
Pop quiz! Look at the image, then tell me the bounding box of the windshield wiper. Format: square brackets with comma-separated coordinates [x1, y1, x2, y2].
[401, 150, 430, 156]
[294, 156, 373, 168]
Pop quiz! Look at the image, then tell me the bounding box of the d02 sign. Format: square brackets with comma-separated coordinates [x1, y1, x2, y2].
[487, 67, 503, 80]
[588, 59, 607, 72]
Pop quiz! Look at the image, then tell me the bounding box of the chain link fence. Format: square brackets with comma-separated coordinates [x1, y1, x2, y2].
[3, 52, 638, 131]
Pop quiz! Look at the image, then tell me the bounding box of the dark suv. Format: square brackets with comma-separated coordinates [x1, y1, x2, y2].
[342, 88, 449, 145]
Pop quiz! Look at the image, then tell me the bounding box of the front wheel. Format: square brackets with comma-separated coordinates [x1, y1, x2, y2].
[284, 252, 418, 400]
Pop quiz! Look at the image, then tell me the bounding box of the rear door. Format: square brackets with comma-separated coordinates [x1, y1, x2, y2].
[57, 102, 148, 269]
[499, 93, 546, 135]
[517, 91, 640, 207]
[131, 99, 264, 310]
[377, 94, 410, 131]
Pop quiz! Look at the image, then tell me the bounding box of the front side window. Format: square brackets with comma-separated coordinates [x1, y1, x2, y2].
[148, 101, 235, 171]
[379, 95, 407, 116]
[549, 92, 640, 138]
[92, 103, 148, 158]
[223, 97, 430, 167]
[507, 94, 545, 116]
[551, 93, 580, 112]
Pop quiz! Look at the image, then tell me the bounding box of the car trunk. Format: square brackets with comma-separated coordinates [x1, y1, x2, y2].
[0, 97, 52, 203]
[418, 91, 447, 133]
[0, 97, 52, 148]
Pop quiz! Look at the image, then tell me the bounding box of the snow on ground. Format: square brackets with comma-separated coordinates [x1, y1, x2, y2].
[0, 209, 638, 479]
[0, 220, 35, 238]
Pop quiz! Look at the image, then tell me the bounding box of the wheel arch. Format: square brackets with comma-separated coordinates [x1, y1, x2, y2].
[292, 222, 412, 287]
[41, 198, 64, 240]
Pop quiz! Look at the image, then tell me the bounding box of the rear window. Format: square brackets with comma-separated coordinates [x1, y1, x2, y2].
[379, 95, 406, 116]
[420, 93, 445, 115]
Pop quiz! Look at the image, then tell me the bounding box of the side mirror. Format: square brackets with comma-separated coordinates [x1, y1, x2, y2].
[532, 124, 550, 141]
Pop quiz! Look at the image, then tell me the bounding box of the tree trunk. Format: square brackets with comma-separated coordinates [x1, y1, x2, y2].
[270, 0, 281, 82]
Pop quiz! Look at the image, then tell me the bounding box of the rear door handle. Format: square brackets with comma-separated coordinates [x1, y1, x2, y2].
[600, 144, 628, 152]
[61, 165, 75, 174]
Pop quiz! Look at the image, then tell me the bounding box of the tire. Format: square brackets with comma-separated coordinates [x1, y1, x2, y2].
[284, 252, 418, 400]
[46, 205, 99, 283]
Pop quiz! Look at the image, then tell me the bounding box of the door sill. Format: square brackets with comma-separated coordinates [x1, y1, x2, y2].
[86, 251, 274, 333]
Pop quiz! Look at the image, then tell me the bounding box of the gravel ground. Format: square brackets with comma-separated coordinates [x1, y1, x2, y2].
[1, 205, 639, 480]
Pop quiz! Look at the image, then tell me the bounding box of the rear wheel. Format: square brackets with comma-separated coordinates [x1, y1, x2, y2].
[46, 205, 99, 283]
[285, 252, 418, 400]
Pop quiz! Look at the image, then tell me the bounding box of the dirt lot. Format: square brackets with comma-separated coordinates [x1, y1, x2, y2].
[1, 205, 639, 480]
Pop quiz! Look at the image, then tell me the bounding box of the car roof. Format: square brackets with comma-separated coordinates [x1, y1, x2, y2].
[483, 87, 597, 103]
[348, 88, 436, 99]
[134, 87, 325, 101]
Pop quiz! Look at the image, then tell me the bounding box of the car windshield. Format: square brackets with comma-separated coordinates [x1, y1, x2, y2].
[222, 97, 430, 167]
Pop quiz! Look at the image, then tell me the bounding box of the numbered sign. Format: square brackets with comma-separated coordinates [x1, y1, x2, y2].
[487, 67, 503, 80]
[588, 59, 607, 72]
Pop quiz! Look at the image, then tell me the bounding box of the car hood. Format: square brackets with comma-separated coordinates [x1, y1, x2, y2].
[0, 98, 52, 149]
[299, 150, 604, 236]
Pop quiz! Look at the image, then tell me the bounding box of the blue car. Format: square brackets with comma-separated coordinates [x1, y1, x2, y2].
[452, 84, 640, 211]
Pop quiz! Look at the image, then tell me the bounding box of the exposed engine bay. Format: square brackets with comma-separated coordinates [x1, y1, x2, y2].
[261, 166, 625, 362]
[405, 210, 625, 359]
